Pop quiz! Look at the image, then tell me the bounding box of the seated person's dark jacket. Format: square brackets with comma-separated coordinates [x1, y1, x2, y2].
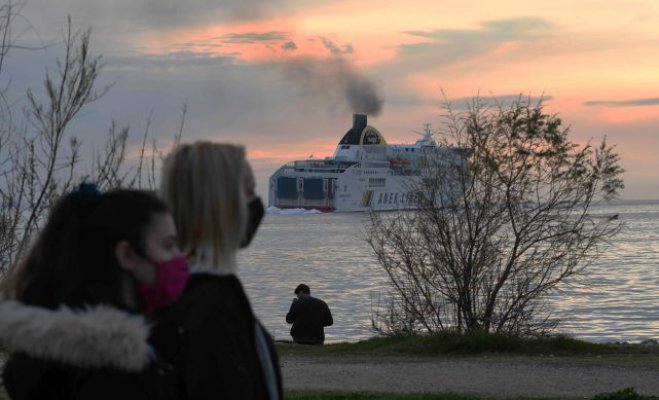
[0, 301, 177, 400]
[286, 296, 333, 344]
[150, 273, 283, 400]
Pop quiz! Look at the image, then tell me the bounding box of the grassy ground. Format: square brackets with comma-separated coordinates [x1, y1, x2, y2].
[276, 331, 659, 368]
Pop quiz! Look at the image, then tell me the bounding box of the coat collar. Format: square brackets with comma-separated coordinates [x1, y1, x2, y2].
[0, 300, 151, 371]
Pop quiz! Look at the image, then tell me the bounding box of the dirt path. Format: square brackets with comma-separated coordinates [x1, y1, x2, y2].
[280, 356, 659, 398]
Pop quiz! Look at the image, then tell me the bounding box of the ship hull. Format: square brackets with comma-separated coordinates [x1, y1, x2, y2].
[269, 162, 421, 212]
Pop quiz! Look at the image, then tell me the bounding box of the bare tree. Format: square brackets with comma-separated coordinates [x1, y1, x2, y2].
[0, 11, 186, 275]
[0, 1, 20, 75]
[11, 18, 108, 258]
[366, 97, 624, 336]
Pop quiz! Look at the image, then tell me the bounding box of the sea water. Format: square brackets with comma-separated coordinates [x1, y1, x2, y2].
[237, 200, 659, 343]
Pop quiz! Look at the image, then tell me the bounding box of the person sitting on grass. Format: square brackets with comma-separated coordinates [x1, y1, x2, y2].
[286, 284, 333, 345]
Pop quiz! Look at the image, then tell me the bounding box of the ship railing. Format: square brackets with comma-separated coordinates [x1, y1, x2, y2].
[361, 161, 389, 168]
[292, 160, 357, 173]
[274, 197, 335, 210]
[390, 168, 421, 176]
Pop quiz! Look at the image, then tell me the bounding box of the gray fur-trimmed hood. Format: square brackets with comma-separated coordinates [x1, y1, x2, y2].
[0, 300, 152, 372]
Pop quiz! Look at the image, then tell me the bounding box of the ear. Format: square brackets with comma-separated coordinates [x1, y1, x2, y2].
[115, 240, 140, 272]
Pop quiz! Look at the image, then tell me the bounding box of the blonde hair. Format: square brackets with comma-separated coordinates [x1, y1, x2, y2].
[160, 142, 248, 273]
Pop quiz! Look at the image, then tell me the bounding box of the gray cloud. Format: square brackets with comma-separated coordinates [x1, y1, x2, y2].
[320, 37, 354, 56]
[171, 32, 295, 55]
[584, 98, 659, 107]
[217, 31, 291, 44]
[403, 17, 553, 54]
[20, 1, 271, 36]
[380, 17, 554, 78]
[19, 0, 334, 49]
[106, 51, 237, 70]
[281, 41, 298, 51]
[351, 16, 557, 92]
[170, 32, 294, 55]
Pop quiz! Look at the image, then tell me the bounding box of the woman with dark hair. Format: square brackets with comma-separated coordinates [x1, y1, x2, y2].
[0, 185, 187, 400]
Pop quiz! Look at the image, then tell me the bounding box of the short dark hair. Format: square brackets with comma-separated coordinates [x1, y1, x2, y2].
[294, 284, 310, 295]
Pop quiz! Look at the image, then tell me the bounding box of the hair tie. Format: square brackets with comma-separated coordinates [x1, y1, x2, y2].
[75, 182, 100, 201]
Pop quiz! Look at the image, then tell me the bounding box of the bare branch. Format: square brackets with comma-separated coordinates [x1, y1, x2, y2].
[367, 96, 624, 335]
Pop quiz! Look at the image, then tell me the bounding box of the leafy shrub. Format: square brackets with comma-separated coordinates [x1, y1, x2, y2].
[593, 387, 658, 400]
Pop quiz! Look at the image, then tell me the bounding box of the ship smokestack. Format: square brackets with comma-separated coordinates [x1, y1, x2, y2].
[353, 113, 367, 132]
[339, 113, 368, 145]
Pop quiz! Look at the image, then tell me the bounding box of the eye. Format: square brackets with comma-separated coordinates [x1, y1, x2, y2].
[162, 238, 177, 250]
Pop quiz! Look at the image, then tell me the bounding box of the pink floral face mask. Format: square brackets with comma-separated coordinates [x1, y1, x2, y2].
[137, 256, 189, 313]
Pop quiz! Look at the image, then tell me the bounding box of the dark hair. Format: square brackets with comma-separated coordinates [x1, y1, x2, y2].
[11, 187, 169, 310]
[294, 284, 310, 295]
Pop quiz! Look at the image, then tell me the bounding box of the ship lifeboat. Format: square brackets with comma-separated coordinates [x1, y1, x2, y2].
[389, 158, 410, 167]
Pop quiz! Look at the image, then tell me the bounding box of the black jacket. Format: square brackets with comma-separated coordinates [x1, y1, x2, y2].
[0, 300, 177, 400]
[151, 273, 283, 400]
[286, 295, 333, 344]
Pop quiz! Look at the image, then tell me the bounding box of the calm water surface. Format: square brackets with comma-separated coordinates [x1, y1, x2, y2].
[237, 200, 659, 343]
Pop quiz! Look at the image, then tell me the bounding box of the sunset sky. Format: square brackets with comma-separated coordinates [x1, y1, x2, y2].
[5, 0, 659, 199]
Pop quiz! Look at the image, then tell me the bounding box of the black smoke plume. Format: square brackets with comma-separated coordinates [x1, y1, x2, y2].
[276, 57, 383, 116]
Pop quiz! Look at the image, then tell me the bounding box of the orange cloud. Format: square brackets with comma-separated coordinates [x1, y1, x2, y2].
[248, 139, 337, 163]
[588, 106, 659, 125]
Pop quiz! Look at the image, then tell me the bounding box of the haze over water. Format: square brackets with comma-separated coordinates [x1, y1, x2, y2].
[238, 200, 659, 343]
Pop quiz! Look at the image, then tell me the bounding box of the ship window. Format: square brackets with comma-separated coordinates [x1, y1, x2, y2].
[369, 178, 386, 187]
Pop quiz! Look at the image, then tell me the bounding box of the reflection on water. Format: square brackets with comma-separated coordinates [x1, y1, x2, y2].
[238, 200, 659, 343]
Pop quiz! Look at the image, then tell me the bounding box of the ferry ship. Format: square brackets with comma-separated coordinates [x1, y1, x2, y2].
[268, 114, 466, 212]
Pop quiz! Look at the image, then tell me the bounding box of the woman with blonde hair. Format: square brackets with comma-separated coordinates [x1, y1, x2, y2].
[157, 142, 281, 399]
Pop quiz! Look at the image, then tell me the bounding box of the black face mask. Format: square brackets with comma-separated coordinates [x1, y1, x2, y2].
[241, 196, 265, 248]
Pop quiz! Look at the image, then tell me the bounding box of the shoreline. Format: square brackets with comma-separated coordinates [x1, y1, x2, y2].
[283, 336, 659, 347]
